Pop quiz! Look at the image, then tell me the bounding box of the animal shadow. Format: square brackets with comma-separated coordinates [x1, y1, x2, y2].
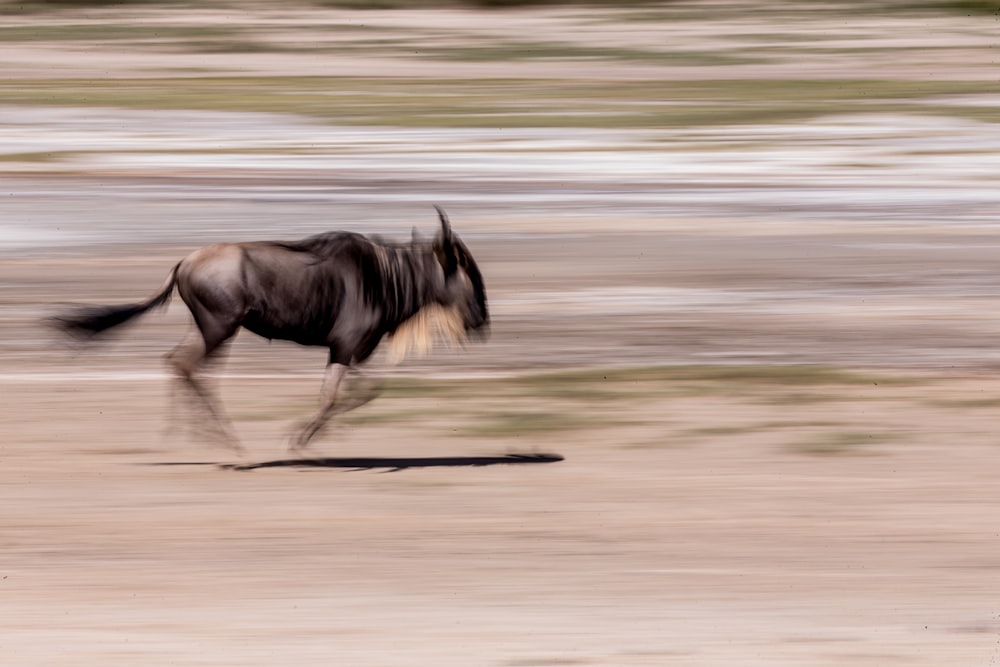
[222, 452, 565, 472]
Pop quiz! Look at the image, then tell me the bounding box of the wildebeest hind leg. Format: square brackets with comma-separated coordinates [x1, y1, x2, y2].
[166, 328, 243, 453]
[163, 370, 201, 442]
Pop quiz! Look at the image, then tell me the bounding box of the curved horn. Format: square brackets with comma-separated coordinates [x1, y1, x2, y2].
[434, 205, 453, 242]
[432, 206, 458, 274]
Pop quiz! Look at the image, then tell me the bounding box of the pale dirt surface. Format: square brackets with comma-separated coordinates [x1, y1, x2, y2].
[6, 361, 1000, 666]
[4, 3, 1000, 666]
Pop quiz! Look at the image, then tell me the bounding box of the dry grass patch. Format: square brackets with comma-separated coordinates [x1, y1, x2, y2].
[789, 431, 895, 456]
[0, 77, 995, 130]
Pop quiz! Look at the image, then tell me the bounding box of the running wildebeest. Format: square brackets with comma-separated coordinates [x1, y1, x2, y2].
[51, 207, 489, 454]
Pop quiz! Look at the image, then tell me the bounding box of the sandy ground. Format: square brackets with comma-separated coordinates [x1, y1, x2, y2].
[6, 349, 1000, 666]
[4, 3, 1000, 666]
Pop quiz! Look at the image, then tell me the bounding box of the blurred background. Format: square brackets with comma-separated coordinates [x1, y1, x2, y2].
[2, 0, 1000, 375]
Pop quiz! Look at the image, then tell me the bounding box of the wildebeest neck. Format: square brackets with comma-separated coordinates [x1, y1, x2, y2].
[367, 241, 440, 331]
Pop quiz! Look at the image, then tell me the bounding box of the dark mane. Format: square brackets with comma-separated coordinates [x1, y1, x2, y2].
[273, 231, 369, 257]
[273, 231, 422, 263]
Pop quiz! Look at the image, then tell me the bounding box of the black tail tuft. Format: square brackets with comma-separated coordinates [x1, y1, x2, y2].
[47, 263, 178, 342]
[47, 303, 156, 341]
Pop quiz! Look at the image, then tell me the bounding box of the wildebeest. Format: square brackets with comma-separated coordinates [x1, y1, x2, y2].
[52, 207, 489, 454]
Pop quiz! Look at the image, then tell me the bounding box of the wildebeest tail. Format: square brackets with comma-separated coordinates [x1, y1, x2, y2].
[49, 263, 179, 341]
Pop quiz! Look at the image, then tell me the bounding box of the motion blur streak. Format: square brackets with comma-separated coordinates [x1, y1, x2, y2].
[2, 3, 1000, 666]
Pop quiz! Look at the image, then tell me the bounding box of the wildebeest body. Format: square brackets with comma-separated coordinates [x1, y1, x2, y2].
[188, 235, 381, 351]
[52, 208, 488, 453]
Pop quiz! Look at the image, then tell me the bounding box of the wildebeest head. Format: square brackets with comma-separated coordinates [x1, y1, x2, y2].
[385, 208, 488, 364]
[431, 206, 489, 337]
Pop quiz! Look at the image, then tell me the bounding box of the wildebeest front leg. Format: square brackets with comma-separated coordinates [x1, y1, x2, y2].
[292, 362, 349, 453]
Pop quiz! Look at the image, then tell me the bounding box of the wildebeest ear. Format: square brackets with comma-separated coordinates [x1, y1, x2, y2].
[433, 206, 458, 274]
[411, 226, 423, 244]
